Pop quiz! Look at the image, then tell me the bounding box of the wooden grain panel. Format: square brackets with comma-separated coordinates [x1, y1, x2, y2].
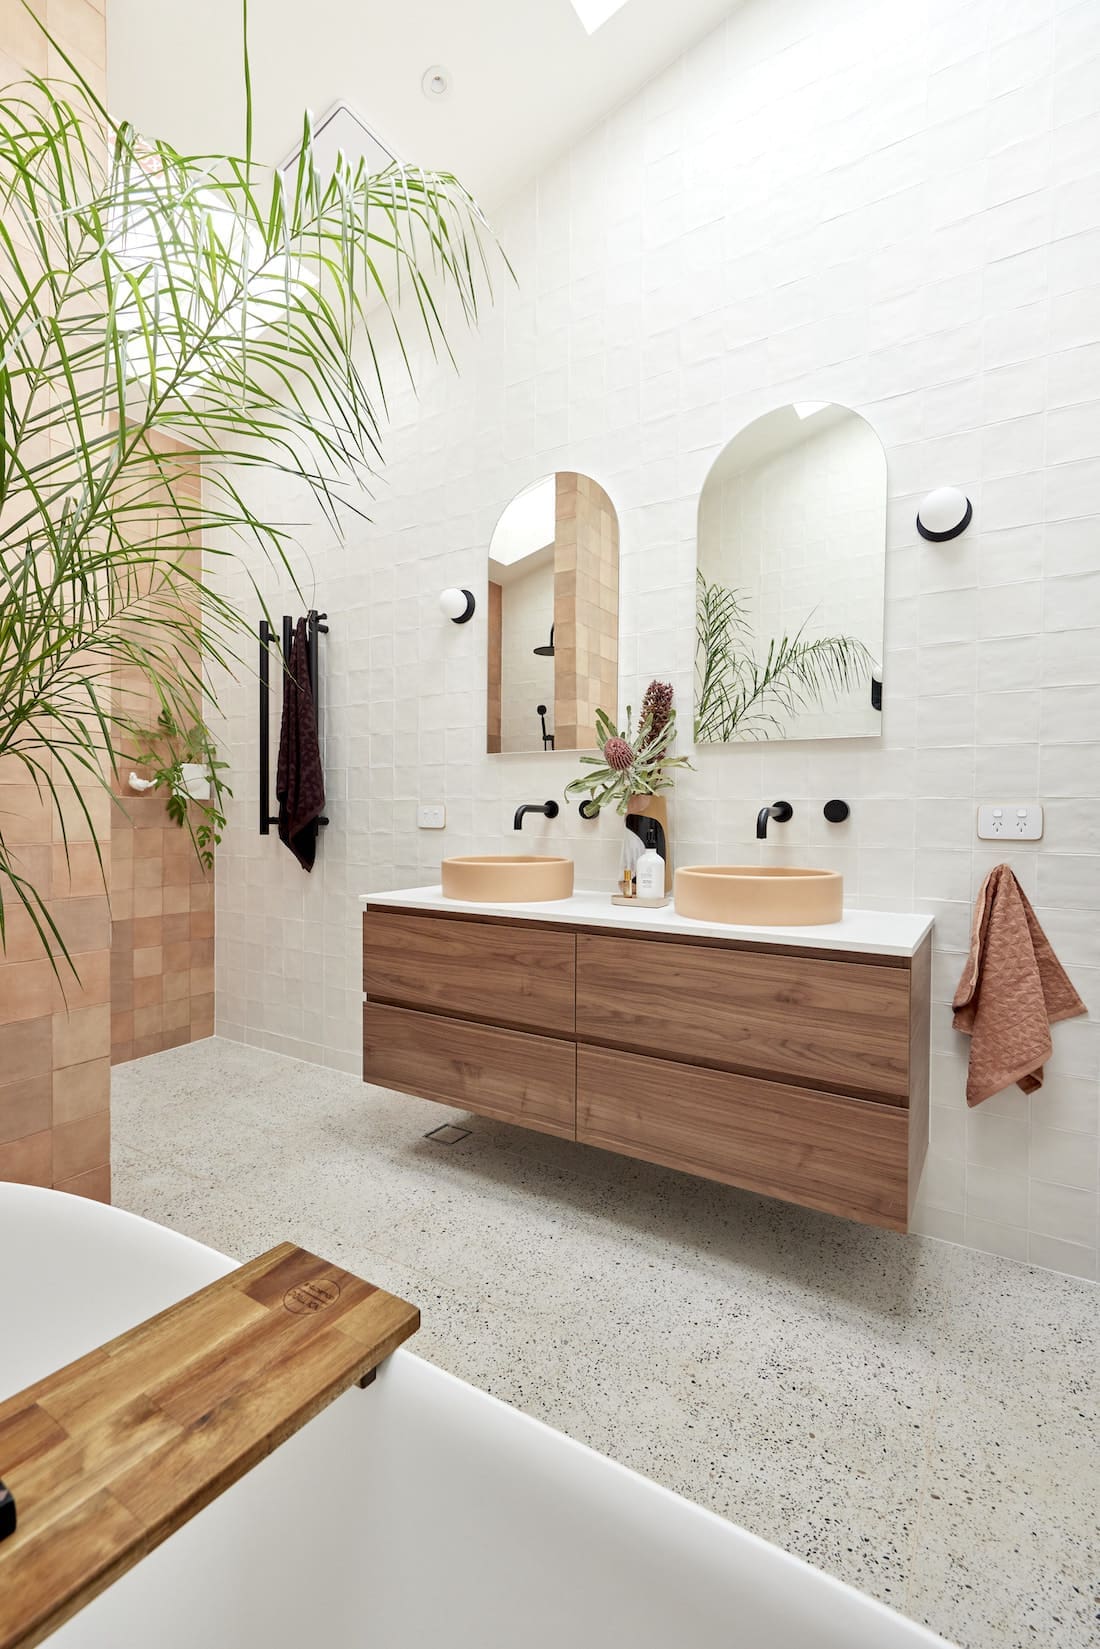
[364, 909, 575, 1035]
[907, 936, 932, 1219]
[364, 900, 912, 967]
[0, 1246, 418, 1649]
[578, 1045, 909, 1231]
[576, 933, 911, 1101]
[363, 1002, 575, 1139]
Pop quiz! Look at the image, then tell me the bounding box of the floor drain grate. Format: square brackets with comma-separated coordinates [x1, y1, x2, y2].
[424, 1123, 471, 1145]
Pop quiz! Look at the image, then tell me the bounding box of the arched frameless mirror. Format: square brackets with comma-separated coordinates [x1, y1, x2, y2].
[695, 403, 887, 743]
[487, 472, 619, 755]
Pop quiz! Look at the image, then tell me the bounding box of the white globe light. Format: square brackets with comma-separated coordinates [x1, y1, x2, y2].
[917, 486, 972, 542]
[439, 587, 475, 623]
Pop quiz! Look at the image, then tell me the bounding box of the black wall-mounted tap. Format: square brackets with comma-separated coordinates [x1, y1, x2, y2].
[756, 800, 793, 839]
[514, 800, 560, 830]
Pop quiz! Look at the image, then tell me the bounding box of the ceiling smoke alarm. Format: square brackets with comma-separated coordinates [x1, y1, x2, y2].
[421, 65, 451, 100]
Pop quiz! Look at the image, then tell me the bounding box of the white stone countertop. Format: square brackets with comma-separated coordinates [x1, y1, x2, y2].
[360, 885, 934, 958]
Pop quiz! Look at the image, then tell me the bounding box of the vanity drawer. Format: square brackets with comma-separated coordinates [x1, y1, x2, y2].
[577, 1045, 909, 1231]
[363, 1002, 576, 1139]
[576, 933, 910, 1101]
[364, 909, 575, 1035]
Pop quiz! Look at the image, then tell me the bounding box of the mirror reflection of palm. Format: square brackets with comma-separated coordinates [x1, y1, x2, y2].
[694, 573, 872, 743]
[695, 402, 885, 743]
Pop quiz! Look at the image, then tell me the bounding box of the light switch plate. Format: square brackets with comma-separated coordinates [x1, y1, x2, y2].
[417, 804, 446, 830]
[977, 803, 1043, 841]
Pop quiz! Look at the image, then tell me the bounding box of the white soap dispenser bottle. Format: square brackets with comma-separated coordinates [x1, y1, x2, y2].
[635, 821, 665, 900]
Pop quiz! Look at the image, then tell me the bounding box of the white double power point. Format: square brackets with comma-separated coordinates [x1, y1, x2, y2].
[977, 804, 1043, 841]
[417, 804, 447, 830]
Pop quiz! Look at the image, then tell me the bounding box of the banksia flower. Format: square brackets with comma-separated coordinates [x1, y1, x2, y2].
[603, 735, 635, 771]
[640, 679, 673, 742]
[566, 699, 693, 817]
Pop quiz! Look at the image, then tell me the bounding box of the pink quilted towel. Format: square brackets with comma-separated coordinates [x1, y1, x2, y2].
[953, 864, 1086, 1106]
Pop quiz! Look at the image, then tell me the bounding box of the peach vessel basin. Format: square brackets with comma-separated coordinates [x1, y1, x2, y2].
[674, 865, 843, 927]
[441, 855, 575, 903]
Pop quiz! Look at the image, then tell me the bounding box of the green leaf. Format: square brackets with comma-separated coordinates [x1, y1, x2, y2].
[694, 571, 871, 742]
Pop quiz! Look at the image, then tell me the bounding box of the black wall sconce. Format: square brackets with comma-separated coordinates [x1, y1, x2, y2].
[439, 587, 476, 624]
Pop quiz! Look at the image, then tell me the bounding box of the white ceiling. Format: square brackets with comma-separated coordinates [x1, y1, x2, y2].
[106, 0, 739, 209]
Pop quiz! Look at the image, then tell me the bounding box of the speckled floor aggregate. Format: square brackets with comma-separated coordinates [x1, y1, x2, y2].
[112, 1038, 1100, 1649]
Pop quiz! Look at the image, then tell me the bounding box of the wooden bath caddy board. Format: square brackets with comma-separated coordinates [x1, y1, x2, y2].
[0, 1244, 419, 1649]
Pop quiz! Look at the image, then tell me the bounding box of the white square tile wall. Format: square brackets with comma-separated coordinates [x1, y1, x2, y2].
[211, 0, 1100, 1281]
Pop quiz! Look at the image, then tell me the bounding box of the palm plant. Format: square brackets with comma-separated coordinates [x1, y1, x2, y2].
[0, 5, 504, 970]
[694, 572, 872, 742]
[130, 709, 230, 872]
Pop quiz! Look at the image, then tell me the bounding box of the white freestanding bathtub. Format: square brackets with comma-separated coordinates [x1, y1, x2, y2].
[0, 1185, 955, 1649]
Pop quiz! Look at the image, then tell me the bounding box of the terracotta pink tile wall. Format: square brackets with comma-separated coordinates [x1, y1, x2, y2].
[0, 16, 212, 1189]
[553, 472, 620, 750]
[0, 780, 113, 1199]
[0, 0, 113, 1201]
[108, 444, 212, 1064]
[109, 796, 214, 1064]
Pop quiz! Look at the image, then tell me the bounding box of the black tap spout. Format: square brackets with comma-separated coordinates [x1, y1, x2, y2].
[756, 801, 793, 839]
[514, 800, 560, 830]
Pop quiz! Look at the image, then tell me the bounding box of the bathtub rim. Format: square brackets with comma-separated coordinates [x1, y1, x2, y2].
[0, 1183, 955, 1649]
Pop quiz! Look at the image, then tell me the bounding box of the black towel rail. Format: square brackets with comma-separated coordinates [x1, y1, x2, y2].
[259, 609, 329, 836]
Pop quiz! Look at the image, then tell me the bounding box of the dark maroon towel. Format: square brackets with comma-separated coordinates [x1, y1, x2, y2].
[276, 618, 325, 871]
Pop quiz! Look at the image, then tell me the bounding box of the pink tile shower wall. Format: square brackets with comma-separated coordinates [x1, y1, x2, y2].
[0, 0, 113, 1204]
[212, 0, 1100, 1278]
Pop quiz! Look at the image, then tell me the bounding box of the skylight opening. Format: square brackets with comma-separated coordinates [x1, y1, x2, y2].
[570, 0, 630, 35]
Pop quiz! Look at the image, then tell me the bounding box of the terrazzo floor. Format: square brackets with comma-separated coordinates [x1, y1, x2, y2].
[112, 1037, 1100, 1649]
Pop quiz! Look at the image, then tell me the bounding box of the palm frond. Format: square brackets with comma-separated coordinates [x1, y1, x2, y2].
[0, 17, 506, 973]
[694, 571, 871, 742]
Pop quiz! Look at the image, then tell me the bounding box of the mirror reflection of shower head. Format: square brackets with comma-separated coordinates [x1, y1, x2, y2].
[533, 624, 555, 657]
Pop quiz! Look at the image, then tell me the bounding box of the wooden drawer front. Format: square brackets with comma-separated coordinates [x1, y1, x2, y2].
[577, 1045, 908, 1231]
[364, 910, 575, 1035]
[364, 1003, 576, 1139]
[576, 934, 910, 1101]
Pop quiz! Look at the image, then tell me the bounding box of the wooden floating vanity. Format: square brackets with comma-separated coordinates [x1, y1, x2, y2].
[362, 892, 932, 1233]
